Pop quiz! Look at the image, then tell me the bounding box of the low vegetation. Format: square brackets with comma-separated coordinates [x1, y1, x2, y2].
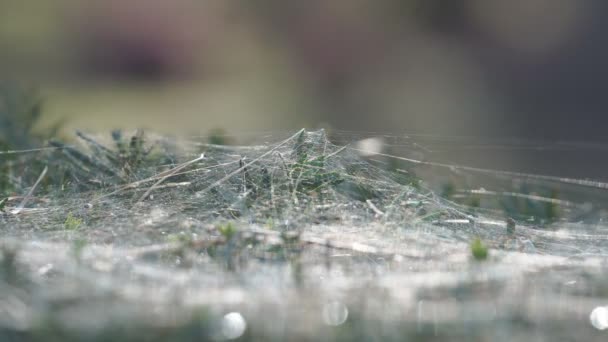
[1, 85, 607, 341]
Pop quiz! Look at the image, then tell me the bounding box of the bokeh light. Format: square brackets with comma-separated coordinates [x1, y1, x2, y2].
[322, 301, 349, 326]
[221, 312, 247, 340]
[590, 306, 608, 331]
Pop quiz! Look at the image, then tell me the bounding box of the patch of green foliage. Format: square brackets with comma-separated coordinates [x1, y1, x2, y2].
[207, 128, 232, 146]
[64, 212, 83, 230]
[290, 155, 345, 197]
[218, 222, 238, 240]
[498, 185, 561, 225]
[288, 130, 344, 195]
[440, 176, 561, 226]
[111, 129, 148, 176]
[167, 232, 195, 245]
[49, 129, 156, 187]
[470, 238, 488, 261]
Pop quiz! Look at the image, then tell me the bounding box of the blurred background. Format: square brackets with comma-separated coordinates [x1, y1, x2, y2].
[2, 0, 608, 179]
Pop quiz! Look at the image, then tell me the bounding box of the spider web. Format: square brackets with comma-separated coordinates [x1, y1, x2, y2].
[0, 129, 607, 341]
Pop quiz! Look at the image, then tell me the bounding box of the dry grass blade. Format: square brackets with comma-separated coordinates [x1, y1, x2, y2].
[10, 165, 47, 215]
[136, 153, 205, 204]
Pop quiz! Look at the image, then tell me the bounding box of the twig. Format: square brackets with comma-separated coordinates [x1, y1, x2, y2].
[325, 144, 348, 158]
[10, 166, 47, 215]
[136, 154, 205, 204]
[366, 199, 385, 217]
[92, 160, 240, 203]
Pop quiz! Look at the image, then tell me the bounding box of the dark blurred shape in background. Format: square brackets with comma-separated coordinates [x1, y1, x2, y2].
[72, 1, 210, 80]
[1, 0, 607, 176]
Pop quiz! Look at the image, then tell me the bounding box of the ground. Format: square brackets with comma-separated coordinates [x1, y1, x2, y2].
[1, 128, 608, 341]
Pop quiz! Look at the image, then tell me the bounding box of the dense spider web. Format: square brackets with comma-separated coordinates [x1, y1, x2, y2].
[1, 129, 608, 341]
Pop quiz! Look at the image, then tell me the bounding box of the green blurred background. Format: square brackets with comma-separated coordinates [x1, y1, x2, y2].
[2, 1, 607, 147]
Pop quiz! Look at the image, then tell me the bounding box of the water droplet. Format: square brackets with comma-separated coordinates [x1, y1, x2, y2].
[221, 312, 247, 339]
[322, 301, 348, 326]
[591, 306, 608, 330]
